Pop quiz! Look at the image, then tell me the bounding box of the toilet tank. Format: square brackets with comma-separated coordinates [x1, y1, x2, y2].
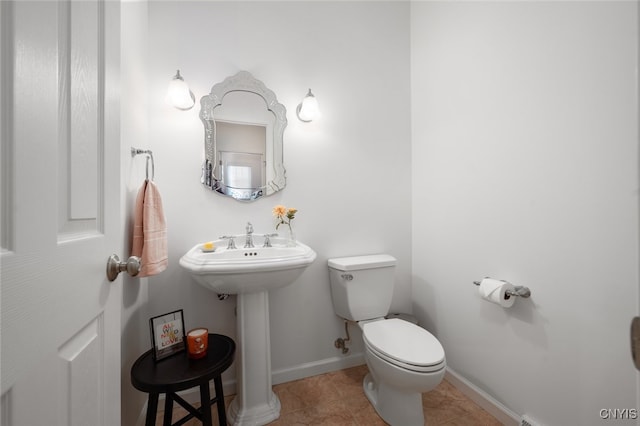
[328, 254, 396, 321]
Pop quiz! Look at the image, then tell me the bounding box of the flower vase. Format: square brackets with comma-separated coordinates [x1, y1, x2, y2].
[286, 225, 296, 247]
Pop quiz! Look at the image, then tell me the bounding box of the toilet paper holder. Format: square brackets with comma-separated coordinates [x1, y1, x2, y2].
[473, 279, 531, 299]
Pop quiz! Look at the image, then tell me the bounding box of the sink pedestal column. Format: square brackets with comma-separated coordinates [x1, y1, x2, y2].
[227, 291, 281, 425]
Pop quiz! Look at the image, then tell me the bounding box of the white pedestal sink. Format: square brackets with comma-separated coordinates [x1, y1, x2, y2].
[179, 238, 316, 426]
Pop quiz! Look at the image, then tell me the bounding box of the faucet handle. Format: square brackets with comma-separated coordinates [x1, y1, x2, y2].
[219, 235, 237, 249]
[246, 222, 253, 234]
[262, 233, 278, 247]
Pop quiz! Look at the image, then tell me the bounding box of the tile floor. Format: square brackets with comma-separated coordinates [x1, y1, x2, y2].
[156, 365, 503, 425]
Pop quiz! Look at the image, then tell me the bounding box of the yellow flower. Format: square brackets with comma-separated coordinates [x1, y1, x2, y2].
[272, 205, 287, 218]
[286, 208, 297, 220]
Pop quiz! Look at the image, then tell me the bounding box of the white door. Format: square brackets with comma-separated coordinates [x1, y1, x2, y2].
[1, 1, 122, 425]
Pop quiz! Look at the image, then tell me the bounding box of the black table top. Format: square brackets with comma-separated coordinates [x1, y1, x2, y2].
[131, 334, 235, 394]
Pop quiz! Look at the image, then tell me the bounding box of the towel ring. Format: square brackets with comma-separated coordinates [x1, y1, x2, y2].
[145, 153, 155, 181]
[132, 147, 155, 181]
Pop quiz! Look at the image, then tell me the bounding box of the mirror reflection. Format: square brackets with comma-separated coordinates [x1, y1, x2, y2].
[216, 121, 266, 200]
[200, 71, 287, 201]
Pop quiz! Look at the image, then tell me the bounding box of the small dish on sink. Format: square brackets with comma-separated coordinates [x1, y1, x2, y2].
[200, 242, 216, 253]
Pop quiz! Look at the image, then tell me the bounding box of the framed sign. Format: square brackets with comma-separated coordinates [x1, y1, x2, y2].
[149, 309, 186, 361]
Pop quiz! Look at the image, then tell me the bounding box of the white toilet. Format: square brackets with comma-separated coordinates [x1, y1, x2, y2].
[328, 254, 446, 426]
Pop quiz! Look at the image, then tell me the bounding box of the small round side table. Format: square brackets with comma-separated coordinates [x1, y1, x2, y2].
[131, 334, 235, 426]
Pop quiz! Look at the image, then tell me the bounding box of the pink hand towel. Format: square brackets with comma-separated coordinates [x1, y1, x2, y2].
[132, 180, 168, 277]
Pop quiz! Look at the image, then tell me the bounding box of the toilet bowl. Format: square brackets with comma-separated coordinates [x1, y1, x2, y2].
[361, 318, 445, 425]
[327, 255, 446, 426]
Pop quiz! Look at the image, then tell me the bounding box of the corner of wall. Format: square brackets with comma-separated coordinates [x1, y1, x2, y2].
[120, 2, 151, 426]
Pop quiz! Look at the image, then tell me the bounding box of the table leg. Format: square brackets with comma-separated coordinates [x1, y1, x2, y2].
[200, 382, 213, 426]
[214, 376, 227, 426]
[145, 393, 159, 426]
[163, 393, 174, 426]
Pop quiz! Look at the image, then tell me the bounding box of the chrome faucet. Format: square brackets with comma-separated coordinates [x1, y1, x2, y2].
[263, 233, 278, 247]
[220, 235, 237, 249]
[244, 222, 254, 248]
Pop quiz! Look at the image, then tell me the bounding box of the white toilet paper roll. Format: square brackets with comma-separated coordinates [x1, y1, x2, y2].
[478, 278, 515, 308]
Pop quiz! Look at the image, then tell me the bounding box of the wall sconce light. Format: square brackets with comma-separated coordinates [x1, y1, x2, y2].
[166, 69, 195, 110]
[296, 89, 320, 122]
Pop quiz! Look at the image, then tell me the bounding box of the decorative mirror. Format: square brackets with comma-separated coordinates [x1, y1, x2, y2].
[200, 71, 287, 201]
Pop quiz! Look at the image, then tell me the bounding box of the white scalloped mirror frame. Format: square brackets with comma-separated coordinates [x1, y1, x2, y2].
[200, 71, 287, 201]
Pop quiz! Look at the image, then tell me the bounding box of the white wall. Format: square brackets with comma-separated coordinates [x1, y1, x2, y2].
[145, 0, 411, 386]
[120, 2, 150, 425]
[411, 2, 638, 425]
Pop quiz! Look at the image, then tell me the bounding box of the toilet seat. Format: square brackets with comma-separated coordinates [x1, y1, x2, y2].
[363, 318, 445, 373]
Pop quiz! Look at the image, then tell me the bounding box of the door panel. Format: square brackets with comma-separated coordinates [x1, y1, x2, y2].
[59, 0, 101, 235]
[58, 316, 103, 426]
[1, 1, 121, 425]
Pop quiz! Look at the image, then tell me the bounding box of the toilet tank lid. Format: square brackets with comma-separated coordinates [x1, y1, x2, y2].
[328, 254, 396, 271]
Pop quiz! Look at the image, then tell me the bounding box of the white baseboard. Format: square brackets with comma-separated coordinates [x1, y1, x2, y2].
[444, 367, 520, 426]
[272, 352, 365, 385]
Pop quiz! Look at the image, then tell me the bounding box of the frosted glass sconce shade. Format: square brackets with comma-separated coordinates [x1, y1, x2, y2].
[296, 89, 320, 122]
[166, 70, 195, 110]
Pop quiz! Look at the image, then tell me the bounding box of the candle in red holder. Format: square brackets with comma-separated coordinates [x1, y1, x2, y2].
[187, 328, 208, 359]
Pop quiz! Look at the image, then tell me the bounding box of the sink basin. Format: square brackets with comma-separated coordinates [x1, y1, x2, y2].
[179, 238, 317, 294]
